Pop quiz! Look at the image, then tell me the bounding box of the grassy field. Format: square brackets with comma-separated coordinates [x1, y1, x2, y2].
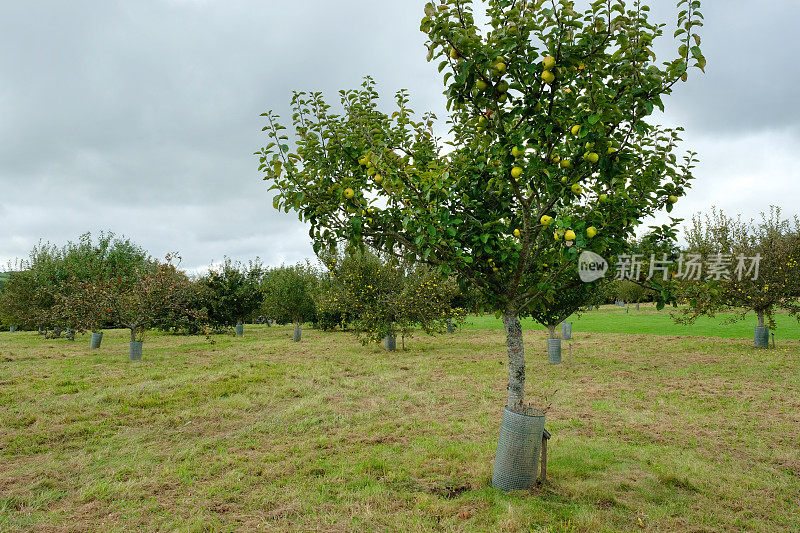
[464, 305, 800, 341]
[1, 323, 799, 532]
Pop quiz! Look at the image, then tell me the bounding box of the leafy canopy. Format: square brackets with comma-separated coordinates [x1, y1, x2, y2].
[258, 0, 704, 319]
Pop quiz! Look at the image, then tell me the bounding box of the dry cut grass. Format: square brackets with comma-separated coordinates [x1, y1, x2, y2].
[0, 324, 799, 532]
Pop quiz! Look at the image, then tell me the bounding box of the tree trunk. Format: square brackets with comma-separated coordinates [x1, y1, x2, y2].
[130, 328, 136, 343]
[547, 324, 557, 339]
[757, 311, 765, 328]
[502, 311, 526, 413]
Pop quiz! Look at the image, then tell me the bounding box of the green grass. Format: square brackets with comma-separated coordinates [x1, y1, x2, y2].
[1, 325, 799, 531]
[464, 305, 800, 340]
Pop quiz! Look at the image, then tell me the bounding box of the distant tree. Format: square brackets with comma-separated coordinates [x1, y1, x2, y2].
[0, 232, 150, 337]
[103, 254, 197, 345]
[0, 269, 39, 330]
[614, 280, 653, 306]
[201, 258, 265, 330]
[152, 278, 212, 335]
[261, 263, 319, 335]
[318, 248, 463, 347]
[676, 207, 800, 333]
[50, 233, 150, 335]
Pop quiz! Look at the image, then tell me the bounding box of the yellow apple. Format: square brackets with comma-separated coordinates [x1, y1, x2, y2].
[344, 188, 355, 199]
[541, 70, 555, 84]
[551, 154, 560, 163]
[586, 226, 597, 238]
[495, 61, 507, 75]
[540, 215, 553, 226]
[450, 47, 460, 60]
[564, 230, 576, 241]
[584, 152, 599, 163]
[571, 183, 583, 194]
[513, 228, 521, 237]
[543, 55, 556, 70]
[374, 174, 383, 183]
[571, 124, 581, 135]
[511, 166, 523, 178]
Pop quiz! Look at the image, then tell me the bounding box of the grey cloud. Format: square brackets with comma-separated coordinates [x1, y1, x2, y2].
[0, 0, 798, 271]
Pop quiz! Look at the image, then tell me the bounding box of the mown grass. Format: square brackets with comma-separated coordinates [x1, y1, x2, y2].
[0, 322, 798, 532]
[464, 305, 800, 341]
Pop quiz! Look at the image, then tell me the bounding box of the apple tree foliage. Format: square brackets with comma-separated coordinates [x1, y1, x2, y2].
[201, 257, 266, 328]
[0, 232, 150, 334]
[260, 263, 319, 329]
[317, 247, 464, 345]
[675, 207, 800, 332]
[258, 0, 705, 412]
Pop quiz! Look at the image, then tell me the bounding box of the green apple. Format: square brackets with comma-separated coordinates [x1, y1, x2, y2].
[476, 79, 488, 91]
[496, 80, 509, 93]
[512, 146, 526, 158]
[584, 152, 599, 163]
[586, 226, 597, 238]
[571, 183, 583, 194]
[541, 70, 555, 84]
[543, 55, 556, 70]
[559, 159, 572, 169]
[668, 195, 679, 204]
[450, 47, 460, 60]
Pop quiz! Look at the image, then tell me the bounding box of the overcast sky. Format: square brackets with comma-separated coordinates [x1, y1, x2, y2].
[1, 1, 798, 272]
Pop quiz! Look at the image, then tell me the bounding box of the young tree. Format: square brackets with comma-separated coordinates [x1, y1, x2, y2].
[0, 233, 150, 339]
[261, 263, 319, 340]
[318, 248, 463, 348]
[528, 270, 607, 339]
[51, 233, 151, 339]
[0, 269, 39, 331]
[259, 0, 704, 414]
[676, 207, 800, 341]
[84, 254, 198, 353]
[201, 257, 265, 333]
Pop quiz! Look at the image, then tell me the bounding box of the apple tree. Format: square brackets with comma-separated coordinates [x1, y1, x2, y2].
[318, 247, 463, 346]
[260, 263, 319, 333]
[258, 0, 704, 413]
[201, 257, 266, 330]
[675, 207, 800, 334]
